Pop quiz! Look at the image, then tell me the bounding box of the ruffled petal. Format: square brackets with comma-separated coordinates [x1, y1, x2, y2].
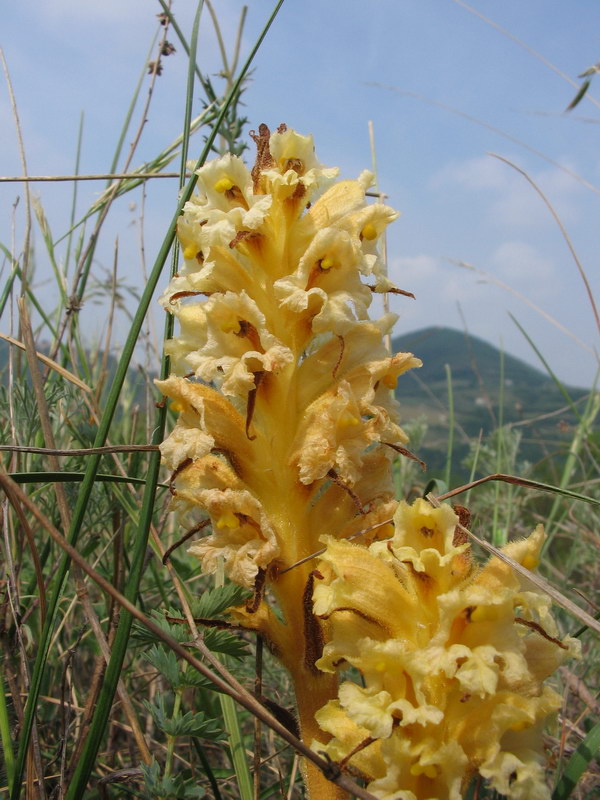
[312, 499, 577, 799]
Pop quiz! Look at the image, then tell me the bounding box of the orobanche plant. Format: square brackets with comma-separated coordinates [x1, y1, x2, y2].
[157, 125, 578, 799]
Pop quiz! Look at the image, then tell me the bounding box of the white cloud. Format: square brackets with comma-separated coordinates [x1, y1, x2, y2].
[489, 241, 555, 283]
[392, 253, 439, 283]
[388, 254, 497, 331]
[431, 154, 582, 228]
[387, 249, 561, 349]
[433, 155, 508, 192]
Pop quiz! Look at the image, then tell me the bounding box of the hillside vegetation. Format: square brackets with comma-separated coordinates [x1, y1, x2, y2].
[392, 326, 590, 479]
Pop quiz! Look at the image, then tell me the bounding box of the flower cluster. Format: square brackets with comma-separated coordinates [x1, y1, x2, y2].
[312, 499, 579, 800]
[157, 126, 576, 800]
[157, 125, 421, 798]
[157, 124, 419, 591]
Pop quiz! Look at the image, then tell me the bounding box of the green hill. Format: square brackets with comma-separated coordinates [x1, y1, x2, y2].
[392, 326, 591, 479]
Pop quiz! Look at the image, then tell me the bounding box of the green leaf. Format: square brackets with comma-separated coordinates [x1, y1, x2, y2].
[143, 697, 223, 740]
[178, 668, 222, 693]
[202, 628, 249, 659]
[131, 609, 191, 647]
[143, 643, 220, 692]
[191, 584, 250, 619]
[565, 78, 591, 111]
[552, 720, 600, 799]
[140, 760, 207, 799]
[143, 645, 180, 687]
[132, 605, 249, 657]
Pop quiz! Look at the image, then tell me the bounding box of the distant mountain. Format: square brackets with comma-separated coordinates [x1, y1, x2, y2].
[391, 326, 590, 478]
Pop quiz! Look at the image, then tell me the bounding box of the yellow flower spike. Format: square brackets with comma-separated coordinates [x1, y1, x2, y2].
[158, 124, 417, 800]
[214, 176, 235, 193]
[312, 498, 579, 799]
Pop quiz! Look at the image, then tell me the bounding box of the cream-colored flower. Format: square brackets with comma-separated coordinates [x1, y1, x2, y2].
[184, 488, 279, 588]
[165, 290, 294, 398]
[264, 127, 339, 200]
[157, 125, 578, 800]
[158, 126, 416, 587]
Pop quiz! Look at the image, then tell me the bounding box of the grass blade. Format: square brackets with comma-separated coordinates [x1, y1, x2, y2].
[492, 345, 506, 546]
[443, 363, 454, 487]
[552, 720, 600, 799]
[215, 557, 253, 800]
[64, 111, 84, 275]
[7, 471, 167, 489]
[0, 332, 89, 391]
[0, 658, 15, 788]
[510, 314, 582, 421]
[221, 693, 254, 800]
[437, 472, 600, 508]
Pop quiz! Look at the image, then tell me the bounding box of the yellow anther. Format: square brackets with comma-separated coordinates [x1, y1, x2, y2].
[221, 318, 241, 334]
[410, 763, 438, 779]
[183, 244, 197, 260]
[382, 374, 398, 390]
[361, 222, 378, 241]
[320, 256, 335, 270]
[375, 661, 387, 672]
[470, 605, 499, 623]
[338, 411, 360, 428]
[216, 511, 239, 529]
[170, 400, 185, 413]
[214, 176, 235, 193]
[522, 554, 539, 571]
[510, 720, 530, 732]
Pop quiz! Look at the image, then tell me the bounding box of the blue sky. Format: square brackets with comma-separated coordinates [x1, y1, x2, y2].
[1, 0, 599, 387]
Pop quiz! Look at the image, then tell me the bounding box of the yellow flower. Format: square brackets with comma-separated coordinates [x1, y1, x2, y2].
[158, 125, 578, 800]
[157, 124, 421, 799]
[158, 126, 418, 590]
[312, 499, 579, 800]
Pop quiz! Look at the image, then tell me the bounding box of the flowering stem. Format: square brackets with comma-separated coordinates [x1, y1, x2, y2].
[291, 667, 347, 799]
